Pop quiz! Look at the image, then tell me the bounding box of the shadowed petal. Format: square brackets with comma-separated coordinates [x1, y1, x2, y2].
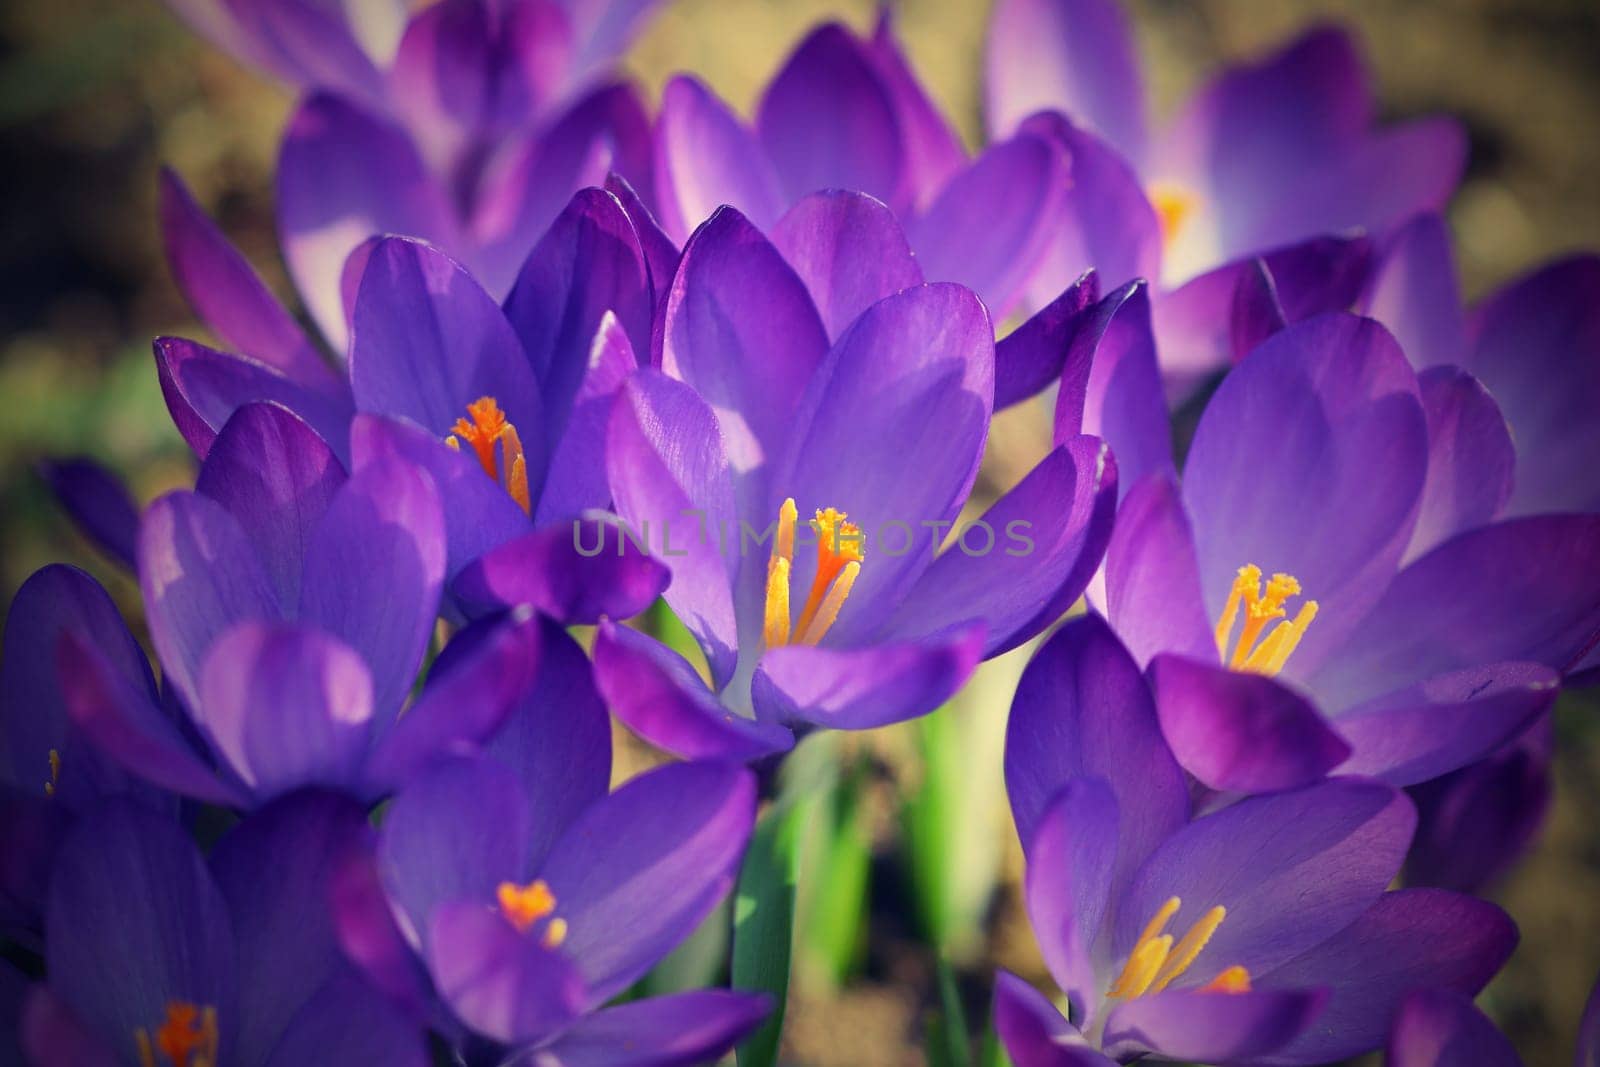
[771, 190, 924, 341]
[535, 313, 639, 525]
[1068, 282, 1173, 495]
[1102, 988, 1326, 1063]
[36, 458, 140, 571]
[866, 12, 966, 210]
[1101, 474, 1215, 667]
[993, 269, 1098, 410]
[1361, 214, 1467, 371]
[1024, 780, 1119, 1018]
[1386, 988, 1522, 1067]
[265, 969, 428, 1067]
[525, 990, 770, 1067]
[993, 971, 1114, 1067]
[653, 76, 784, 243]
[1405, 367, 1514, 561]
[429, 901, 587, 1045]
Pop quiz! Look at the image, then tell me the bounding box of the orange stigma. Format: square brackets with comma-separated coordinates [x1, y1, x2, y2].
[135, 1001, 217, 1067]
[762, 499, 864, 648]
[1213, 564, 1319, 676]
[45, 748, 60, 797]
[1107, 897, 1247, 1000]
[496, 879, 568, 948]
[1148, 181, 1199, 248]
[446, 396, 530, 515]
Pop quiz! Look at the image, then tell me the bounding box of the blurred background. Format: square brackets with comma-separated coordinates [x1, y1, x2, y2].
[1, 0, 1597, 1063]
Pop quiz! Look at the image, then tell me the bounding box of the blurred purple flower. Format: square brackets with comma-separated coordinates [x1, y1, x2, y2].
[18, 796, 426, 1065]
[1384, 987, 1523, 1067]
[997, 615, 1517, 1066]
[590, 207, 1118, 760]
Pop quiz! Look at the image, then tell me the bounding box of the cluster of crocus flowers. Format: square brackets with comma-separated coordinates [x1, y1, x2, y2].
[6, 0, 1600, 1063]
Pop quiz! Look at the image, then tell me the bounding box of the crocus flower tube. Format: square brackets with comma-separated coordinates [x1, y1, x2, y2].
[1094, 311, 1600, 792]
[165, 0, 665, 342]
[18, 796, 426, 1065]
[997, 616, 1517, 1066]
[591, 206, 1118, 760]
[57, 403, 544, 809]
[1385, 988, 1523, 1067]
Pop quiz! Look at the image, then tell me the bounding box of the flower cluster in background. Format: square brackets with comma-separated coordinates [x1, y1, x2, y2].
[2, 0, 1600, 1064]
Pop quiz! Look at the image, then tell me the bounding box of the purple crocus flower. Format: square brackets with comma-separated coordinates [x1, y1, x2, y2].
[17, 795, 426, 1065]
[1385, 988, 1522, 1067]
[329, 629, 765, 1062]
[55, 402, 543, 809]
[155, 185, 671, 624]
[650, 17, 1070, 322]
[996, 615, 1517, 1066]
[1090, 309, 1600, 794]
[165, 0, 665, 341]
[589, 206, 1118, 760]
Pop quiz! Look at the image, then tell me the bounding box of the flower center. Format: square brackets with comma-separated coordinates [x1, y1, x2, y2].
[135, 1001, 217, 1067]
[496, 878, 568, 948]
[1108, 897, 1249, 1000]
[1147, 181, 1199, 248]
[446, 396, 530, 515]
[1213, 564, 1319, 676]
[762, 499, 864, 648]
[44, 748, 60, 797]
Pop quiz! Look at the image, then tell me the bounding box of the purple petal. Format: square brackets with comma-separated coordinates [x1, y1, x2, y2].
[591, 622, 794, 762]
[886, 437, 1117, 657]
[1581, 970, 1600, 1067]
[866, 13, 967, 211]
[753, 625, 984, 731]
[20, 986, 122, 1067]
[1117, 779, 1415, 979]
[604, 369, 740, 680]
[45, 804, 237, 1060]
[195, 403, 347, 607]
[535, 312, 638, 525]
[659, 206, 829, 487]
[1102, 987, 1326, 1063]
[428, 901, 587, 1044]
[1253, 888, 1516, 1066]
[299, 457, 446, 722]
[139, 489, 282, 709]
[1465, 255, 1600, 516]
[1068, 282, 1173, 495]
[907, 133, 1067, 320]
[1101, 474, 1214, 667]
[529, 989, 770, 1066]
[1334, 662, 1556, 786]
[1405, 366, 1514, 561]
[604, 171, 681, 295]
[210, 792, 372, 1063]
[652, 76, 785, 243]
[1016, 115, 1160, 308]
[771, 190, 924, 341]
[329, 835, 435, 1021]
[452, 515, 669, 626]
[1004, 615, 1188, 890]
[503, 187, 652, 451]
[482, 620, 614, 868]
[1182, 313, 1427, 672]
[0, 791, 70, 939]
[1150, 654, 1351, 794]
[756, 24, 906, 211]
[265, 969, 428, 1067]
[1386, 987, 1521, 1067]
[158, 168, 333, 389]
[1229, 258, 1289, 360]
[992, 970, 1113, 1067]
[539, 760, 756, 1002]
[1024, 779, 1120, 1017]
[364, 609, 542, 795]
[197, 622, 375, 799]
[564, 0, 666, 80]
[220, 0, 398, 107]
[349, 236, 541, 461]
[36, 457, 139, 571]
[1310, 515, 1600, 706]
[993, 269, 1099, 410]
[776, 283, 993, 643]
[985, 0, 1146, 163]
[278, 93, 459, 351]
[1361, 213, 1468, 371]
[153, 336, 355, 462]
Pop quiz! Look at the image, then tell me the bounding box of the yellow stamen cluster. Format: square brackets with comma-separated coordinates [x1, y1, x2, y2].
[45, 748, 60, 797]
[763, 499, 864, 648]
[446, 396, 530, 515]
[496, 879, 568, 948]
[1107, 896, 1248, 999]
[1148, 181, 1199, 248]
[135, 1001, 218, 1067]
[1213, 564, 1319, 676]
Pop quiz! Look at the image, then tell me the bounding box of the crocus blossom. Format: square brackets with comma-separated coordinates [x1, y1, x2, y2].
[19, 796, 426, 1066]
[997, 615, 1517, 1066]
[1385, 988, 1522, 1067]
[591, 206, 1117, 760]
[1094, 311, 1600, 793]
[57, 403, 544, 808]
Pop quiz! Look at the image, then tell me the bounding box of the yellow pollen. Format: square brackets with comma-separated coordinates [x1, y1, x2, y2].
[1109, 898, 1241, 1001]
[1213, 564, 1318, 676]
[1198, 965, 1253, 994]
[763, 499, 864, 648]
[542, 917, 568, 949]
[1148, 181, 1199, 248]
[446, 396, 530, 515]
[135, 1002, 217, 1067]
[497, 879, 557, 932]
[45, 748, 60, 797]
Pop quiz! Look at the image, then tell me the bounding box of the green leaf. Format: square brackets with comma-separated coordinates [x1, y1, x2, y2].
[924, 954, 972, 1067]
[797, 758, 872, 991]
[732, 796, 809, 1067]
